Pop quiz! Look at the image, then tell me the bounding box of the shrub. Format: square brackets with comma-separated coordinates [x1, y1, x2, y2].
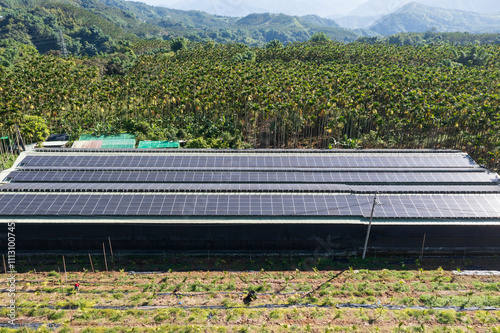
[48, 310, 65, 320]
[20, 115, 50, 144]
[436, 310, 456, 324]
[170, 37, 188, 52]
[185, 137, 210, 148]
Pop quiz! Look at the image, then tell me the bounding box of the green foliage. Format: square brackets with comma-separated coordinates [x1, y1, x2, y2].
[20, 115, 49, 144]
[371, 2, 500, 36]
[2, 40, 500, 170]
[0, 38, 38, 68]
[48, 310, 65, 320]
[232, 50, 256, 62]
[170, 37, 188, 52]
[309, 32, 330, 43]
[453, 46, 492, 67]
[265, 39, 283, 49]
[185, 137, 210, 149]
[439, 59, 462, 68]
[436, 310, 456, 324]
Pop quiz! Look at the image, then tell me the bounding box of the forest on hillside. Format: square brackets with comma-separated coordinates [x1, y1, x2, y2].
[1, 39, 500, 170]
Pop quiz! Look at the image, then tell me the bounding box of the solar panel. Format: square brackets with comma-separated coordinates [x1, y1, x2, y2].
[6, 170, 496, 184]
[4, 150, 500, 223]
[370, 195, 500, 219]
[1, 193, 499, 218]
[17, 154, 476, 169]
[349, 185, 500, 194]
[15, 166, 486, 173]
[0, 182, 351, 193]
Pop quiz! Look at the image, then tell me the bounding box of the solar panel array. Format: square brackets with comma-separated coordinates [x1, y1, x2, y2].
[1, 149, 500, 220]
[0, 193, 499, 219]
[17, 153, 476, 169]
[6, 170, 497, 184]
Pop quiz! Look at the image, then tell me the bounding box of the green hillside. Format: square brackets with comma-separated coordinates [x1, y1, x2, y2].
[0, 0, 361, 55]
[371, 2, 500, 35]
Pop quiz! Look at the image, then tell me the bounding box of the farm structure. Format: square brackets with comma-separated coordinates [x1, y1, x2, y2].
[0, 149, 499, 254]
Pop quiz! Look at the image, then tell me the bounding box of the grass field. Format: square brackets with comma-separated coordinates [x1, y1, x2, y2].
[1, 255, 499, 332]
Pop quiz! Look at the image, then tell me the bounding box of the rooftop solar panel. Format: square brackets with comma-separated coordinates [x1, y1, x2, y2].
[17, 154, 476, 169]
[0, 182, 351, 193]
[1, 193, 499, 219]
[3, 183, 498, 194]
[370, 195, 500, 219]
[15, 166, 486, 173]
[6, 170, 496, 184]
[349, 185, 500, 194]
[3, 150, 499, 223]
[34, 148, 463, 154]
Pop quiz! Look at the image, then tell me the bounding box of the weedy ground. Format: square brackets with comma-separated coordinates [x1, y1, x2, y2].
[1, 255, 499, 332]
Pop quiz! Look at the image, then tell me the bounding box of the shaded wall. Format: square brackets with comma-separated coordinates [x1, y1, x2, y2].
[1, 223, 499, 254]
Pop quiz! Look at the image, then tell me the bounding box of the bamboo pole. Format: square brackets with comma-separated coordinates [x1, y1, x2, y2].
[88, 253, 95, 273]
[2, 254, 6, 274]
[103, 243, 108, 272]
[63, 256, 67, 284]
[420, 233, 427, 262]
[108, 237, 114, 259]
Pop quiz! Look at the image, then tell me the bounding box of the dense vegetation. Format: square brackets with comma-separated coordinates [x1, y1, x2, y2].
[370, 2, 500, 36]
[0, 0, 364, 57]
[1, 39, 500, 170]
[2, 255, 500, 332]
[1, 1, 500, 171]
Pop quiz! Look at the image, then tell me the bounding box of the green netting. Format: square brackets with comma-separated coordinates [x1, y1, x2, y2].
[100, 139, 136, 149]
[137, 141, 180, 149]
[79, 133, 135, 141]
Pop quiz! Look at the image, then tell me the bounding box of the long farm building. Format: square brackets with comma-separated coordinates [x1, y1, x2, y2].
[1, 149, 499, 254]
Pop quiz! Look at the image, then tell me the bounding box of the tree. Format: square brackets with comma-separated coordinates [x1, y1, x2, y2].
[170, 37, 188, 52]
[20, 115, 50, 144]
[309, 32, 330, 43]
[355, 36, 380, 45]
[232, 50, 256, 62]
[266, 39, 283, 49]
[388, 35, 404, 45]
[454, 47, 492, 67]
[185, 137, 210, 148]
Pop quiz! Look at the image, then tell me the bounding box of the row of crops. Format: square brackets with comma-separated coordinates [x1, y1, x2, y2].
[0, 41, 499, 169]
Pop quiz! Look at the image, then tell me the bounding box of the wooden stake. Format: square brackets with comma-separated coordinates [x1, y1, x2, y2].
[103, 243, 108, 272]
[62, 255, 67, 284]
[88, 254, 95, 273]
[108, 237, 114, 259]
[34, 269, 39, 285]
[2, 254, 6, 274]
[420, 233, 427, 262]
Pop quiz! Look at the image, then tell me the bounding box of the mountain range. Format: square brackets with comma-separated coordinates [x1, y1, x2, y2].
[130, 0, 500, 22]
[1, 0, 499, 56]
[127, 0, 500, 34]
[127, 0, 366, 17]
[370, 3, 500, 35]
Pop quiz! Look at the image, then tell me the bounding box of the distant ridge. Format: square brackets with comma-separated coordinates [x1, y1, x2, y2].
[147, 0, 366, 17]
[370, 2, 500, 35]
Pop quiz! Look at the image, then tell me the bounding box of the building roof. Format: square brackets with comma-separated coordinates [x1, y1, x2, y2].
[1, 149, 499, 224]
